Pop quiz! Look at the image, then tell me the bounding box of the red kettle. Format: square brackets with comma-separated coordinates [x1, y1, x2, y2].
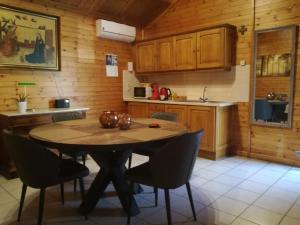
[159, 87, 172, 100]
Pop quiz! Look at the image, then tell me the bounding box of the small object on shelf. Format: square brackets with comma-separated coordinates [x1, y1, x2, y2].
[17, 101, 27, 113]
[173, 95, 187, 102]
[266, 92, 276, 100]
[99, 111, 119, 128]
[148, 123, 160, 128]
[151, 83, 160, 100]
[118, 113, 132, 130]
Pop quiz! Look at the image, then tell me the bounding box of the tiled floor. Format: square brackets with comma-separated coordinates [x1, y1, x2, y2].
[0, 155, 300, 225]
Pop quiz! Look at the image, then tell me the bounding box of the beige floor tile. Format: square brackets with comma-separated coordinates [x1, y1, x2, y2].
[253, 195, 293, 214]
[241, 205, 284, 225]
[200, 181, 232, 195]
[287, 203, 300, 220]
[210, 196, 249, 216]
[212, 175, 244, 187]
[225, 188, 260, 204]
[196, 207, 236, 225]
[238, 180, 269, 194]
[279, 216, 300, 225]
[231, 217, 259, 225]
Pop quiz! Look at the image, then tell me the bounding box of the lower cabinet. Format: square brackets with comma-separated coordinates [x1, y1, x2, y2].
[128, 102, 149, 118]
[165, 104, 188, 126]
[148, 103, 165, 117]
[187, 106, 215, 152]
[127, 102, 232, 160]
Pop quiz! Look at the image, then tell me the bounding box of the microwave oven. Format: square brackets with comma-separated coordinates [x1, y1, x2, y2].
[134, 87, 152, 99]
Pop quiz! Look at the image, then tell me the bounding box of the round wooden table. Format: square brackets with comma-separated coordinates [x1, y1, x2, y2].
[29, 118, 187, 216]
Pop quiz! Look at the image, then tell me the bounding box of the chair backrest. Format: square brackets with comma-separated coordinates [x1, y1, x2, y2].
[52, 111, 84, 122]
[255, 99, 272, 121]
[151, 112, 178, 122]
[149, 129, 204, 189]
[2, 130, 60, 188]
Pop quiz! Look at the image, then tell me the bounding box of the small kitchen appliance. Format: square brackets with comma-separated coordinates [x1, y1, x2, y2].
[151, 83, 160, 100]
[54, 99, 70, 108]
[159, 87, 172, 100]
[133, 86, 152, 99]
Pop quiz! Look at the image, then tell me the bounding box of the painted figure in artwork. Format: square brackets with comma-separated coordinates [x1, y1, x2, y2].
[25, 33, 45, 63]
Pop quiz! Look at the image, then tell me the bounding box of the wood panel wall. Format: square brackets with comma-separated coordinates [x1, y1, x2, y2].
[140, 0, 300, 165]
[0, 0, 133, 118]
[251, 0, 300, 165]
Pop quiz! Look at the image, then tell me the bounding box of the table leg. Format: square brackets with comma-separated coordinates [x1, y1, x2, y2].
[79, 150, 140, 216]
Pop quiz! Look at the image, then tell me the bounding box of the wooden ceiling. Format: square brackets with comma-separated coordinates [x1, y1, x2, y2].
[21, 0, 174, 27]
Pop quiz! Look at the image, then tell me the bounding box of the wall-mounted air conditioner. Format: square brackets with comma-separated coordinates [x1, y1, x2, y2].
[96, 19, 136, 43]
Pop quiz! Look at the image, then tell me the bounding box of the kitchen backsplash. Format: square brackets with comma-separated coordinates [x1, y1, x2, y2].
[141, 65, 250, 102]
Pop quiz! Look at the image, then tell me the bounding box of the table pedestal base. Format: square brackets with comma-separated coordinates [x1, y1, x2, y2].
[79, 150, 140, 216]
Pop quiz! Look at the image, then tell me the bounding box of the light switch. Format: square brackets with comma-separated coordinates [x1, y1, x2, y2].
[128, 62, 133, 72]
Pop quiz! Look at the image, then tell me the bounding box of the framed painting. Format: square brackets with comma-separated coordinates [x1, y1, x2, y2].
[0, 4, 60, 70]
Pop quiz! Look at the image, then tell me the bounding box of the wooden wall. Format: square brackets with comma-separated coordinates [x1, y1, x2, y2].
[0, 0, 133, 118]
[251, 0, 300, 165]
[140, 0, 300, 165]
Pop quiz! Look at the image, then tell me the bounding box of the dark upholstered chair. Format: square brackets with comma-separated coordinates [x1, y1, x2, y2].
[126, 129, 204, 225]
[255, 99, 272, 121]
[128, 112, 178, 168]
[2, 130, 89, 225]
[52, 112, 87, 194]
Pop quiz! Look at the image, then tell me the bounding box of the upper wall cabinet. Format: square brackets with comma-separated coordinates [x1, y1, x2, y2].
[174, 33, 197, 70]
[197, 28, 232, 70]
[157, 37, 175, 71]
[134, 25, 235, 74]
[135, 41, 157, 72]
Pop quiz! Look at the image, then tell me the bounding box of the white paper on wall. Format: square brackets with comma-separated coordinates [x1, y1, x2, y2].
[106, 54, 118, 77]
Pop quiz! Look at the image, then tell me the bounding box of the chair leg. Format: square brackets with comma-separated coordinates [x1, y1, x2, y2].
[73, 155, 78, 192]
[164, 189, 172, 225]
[59, 151, 63, 160]
[38, 188, 46, 225]
[127, 181, 134, 225]
[186, 182, 197, 221]
[60, 183, 64, 205]
[128, 153, 132, 169]
[17, 184, 27, 222]
[154, 187, 158, 207]
[79, 178, 88, 220]
[82, 154, 86, 166]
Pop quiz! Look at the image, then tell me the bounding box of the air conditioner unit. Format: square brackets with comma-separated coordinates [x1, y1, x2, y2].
[96, 19, 136, 43]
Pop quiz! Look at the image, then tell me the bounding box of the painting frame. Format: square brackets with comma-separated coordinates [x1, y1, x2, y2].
[0, 4, 61, 71]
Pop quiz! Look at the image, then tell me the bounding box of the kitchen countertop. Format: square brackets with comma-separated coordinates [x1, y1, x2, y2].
[124, 98, 236, 107]
[0, 107, 90, 117]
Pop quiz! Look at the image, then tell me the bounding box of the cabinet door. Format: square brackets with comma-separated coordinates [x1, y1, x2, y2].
[197, 28, 227, 69]
[174, 33, 197, 70]
[157, 37, 175, 71]
[165, 105, 188, 126]
[135, 41, 156, 72]
[148, 104, 165, 117]
[128, 102, 149, 118]
[187, 106, 215, 152]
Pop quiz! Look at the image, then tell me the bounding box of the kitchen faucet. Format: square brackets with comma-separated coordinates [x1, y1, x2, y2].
[199, 86, 208, 103]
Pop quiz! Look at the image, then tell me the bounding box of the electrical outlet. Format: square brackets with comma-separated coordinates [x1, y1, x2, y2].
[295, 151, 300, 157]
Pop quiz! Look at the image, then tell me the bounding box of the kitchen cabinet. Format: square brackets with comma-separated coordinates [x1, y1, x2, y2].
[135, 41, 156, 72]
[187, 106, 215, 152]
[165, 104, 187, 126]
[174, 33, 197, 70]
[197, 28, 232, 69]
[148, 103, 165, 117]
[134, 25, 235, 74]
[128, 102, 149, 118]
[127, 101, 232, 159]
[157, 37, 175, 71]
